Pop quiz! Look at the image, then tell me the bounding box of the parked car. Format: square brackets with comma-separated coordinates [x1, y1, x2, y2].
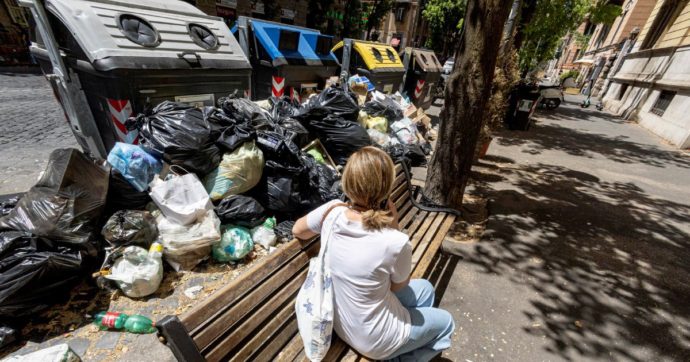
[538, 84, 564, 109]
[442, 59, 454, 74]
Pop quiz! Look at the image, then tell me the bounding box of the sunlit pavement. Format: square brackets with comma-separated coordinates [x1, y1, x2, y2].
[437, 94, 690, 361]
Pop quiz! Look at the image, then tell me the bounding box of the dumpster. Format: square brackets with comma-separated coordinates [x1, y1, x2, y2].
[232, 17, 339, 101]
[505, 83, 542, 131]
[333, 39, 405, 94]
[400, 48, 442, 110]
[21, 0, 252, 159]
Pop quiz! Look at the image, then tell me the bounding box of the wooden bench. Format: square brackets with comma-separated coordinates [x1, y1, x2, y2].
[157, 164, 458, 361]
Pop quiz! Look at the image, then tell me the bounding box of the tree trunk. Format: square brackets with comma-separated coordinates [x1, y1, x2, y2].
[424, 0, 513, 208]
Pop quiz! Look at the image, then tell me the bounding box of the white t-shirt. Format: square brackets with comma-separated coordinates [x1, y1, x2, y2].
[306, 200, 412, 360]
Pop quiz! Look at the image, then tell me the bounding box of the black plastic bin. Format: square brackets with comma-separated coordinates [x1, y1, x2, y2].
[505, 84, 542, 131]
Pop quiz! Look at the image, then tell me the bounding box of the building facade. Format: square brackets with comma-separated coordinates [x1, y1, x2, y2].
[0, 0, 32, 65]
[363, 0, 423, 51]
[602, 0, 690, 149]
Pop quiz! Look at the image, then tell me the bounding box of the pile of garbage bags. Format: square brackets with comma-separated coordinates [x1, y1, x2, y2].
[0, 85, 437, 343]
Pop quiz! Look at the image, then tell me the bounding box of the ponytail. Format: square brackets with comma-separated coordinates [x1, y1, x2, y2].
[361, 209, 394, 231]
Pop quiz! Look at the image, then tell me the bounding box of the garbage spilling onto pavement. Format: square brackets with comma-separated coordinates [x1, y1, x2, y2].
[0, 84, 436, 350]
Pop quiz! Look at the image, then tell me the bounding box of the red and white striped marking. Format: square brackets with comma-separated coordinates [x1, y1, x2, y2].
[107, 99, 137, 144]
[272, 76, 285, 98]
[414, 79, 425, 99]
[290, 87, 300, 103]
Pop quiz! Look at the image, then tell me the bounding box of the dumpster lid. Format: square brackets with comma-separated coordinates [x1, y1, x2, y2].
[408, 48, 442, 73]
[43, 0, 251, 71]
[244, 18, 338, 67]
[333, 40, 404, 72]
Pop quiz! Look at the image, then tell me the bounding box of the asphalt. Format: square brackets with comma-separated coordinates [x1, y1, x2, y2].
[436, 95, 690, 362]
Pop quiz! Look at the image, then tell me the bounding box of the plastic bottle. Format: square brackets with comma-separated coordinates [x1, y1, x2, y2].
[251, 217, 277, 249]
[93, 311, 156, 334]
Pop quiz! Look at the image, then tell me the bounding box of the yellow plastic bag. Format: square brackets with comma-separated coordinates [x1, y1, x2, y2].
[204, 141, 264, 201]
[364, 116, 388, 133]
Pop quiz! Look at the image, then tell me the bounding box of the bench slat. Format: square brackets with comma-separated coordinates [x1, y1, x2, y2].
[274, 331, 304, 362]
[208, 269, 307, 361]
[229, 287, 299, 362]
[411, 213, 447, 264]
[252, 318, 299, 361]
[195, 243, 317, 351]
[182, 238, 313, 332]
[413, 215, 456, 279]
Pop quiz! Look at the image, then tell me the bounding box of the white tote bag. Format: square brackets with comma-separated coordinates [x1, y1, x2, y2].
[295, 204, 347, 361]
[149, 172, 212, 226]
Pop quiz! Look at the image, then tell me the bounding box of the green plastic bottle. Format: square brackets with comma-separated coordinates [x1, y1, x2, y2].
[93, 311, 156, 334]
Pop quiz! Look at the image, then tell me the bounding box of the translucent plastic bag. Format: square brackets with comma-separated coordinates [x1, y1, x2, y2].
[390, 118, 418, 145]
[106, 142, 162, 192]
[150, 173, 212, 226]
[156, 209, 221, 271]
[212, 225, 253, 262]
[203, 141, 264, 201]
[105, 244, 163, 298]
[367, 129, 392, 147]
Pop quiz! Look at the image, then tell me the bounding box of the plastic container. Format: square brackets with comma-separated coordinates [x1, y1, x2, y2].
[400, 48, 443, 110]
[333, 39, 405, 94]
[93, 311, 156, 334]
[251, 217, 277, 249]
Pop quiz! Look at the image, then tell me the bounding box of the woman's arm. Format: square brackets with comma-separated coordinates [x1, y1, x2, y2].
[292, 216, 318, 240]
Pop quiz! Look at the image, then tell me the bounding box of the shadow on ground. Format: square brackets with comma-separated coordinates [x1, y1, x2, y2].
[495, 112, 690, 169]
[460, 152, 690, 361]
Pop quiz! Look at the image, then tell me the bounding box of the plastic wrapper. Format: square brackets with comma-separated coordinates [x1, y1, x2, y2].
[251, 217, 276, 249]
[156, 209, 221, 271]
[126, 101, 221, 176]
[309, 117, 372, 165]
[104, 244, 163, 298]
[212, 225, 253, 262]
[106, 169, 151, 214]
[256, 129, 303, 165]
[274, 221, 295, 243]
[362, 97, 404, 123]
[390, 118, 418, 145]
[203, 141, 264, 201]
[219, 93, 274, 130]
[277, 118, 311, 148]
[106, 142, 162, 192]
[3, 343, 81, 362]
[363, 116, 388, 133]
[215, 195, 266, 228]
[150, 173, 213, 226]
[0, 231, 84, 318]
[367, 129, 392, 147]
[0, 149, 108, 253]
[0, 195, 19, 217]
[101, 210, 157, 247]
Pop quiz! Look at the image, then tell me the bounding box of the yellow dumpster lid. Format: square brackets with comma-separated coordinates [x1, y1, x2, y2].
[333, 40, 404, 71]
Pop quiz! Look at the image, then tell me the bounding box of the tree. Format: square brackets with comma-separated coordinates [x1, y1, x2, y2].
[422, 0, 466, 58]
[365, 0, 395, 40]
[424, 0, 513, 207]
[306, 0, 335, 31]
[342, 0, 364, 39]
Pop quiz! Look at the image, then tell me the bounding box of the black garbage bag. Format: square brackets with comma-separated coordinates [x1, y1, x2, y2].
[256, 129, 303, 165]
[0, 195, 20, 217]
[294, 87, 360, 123]
[219, 93, 274, 130]
[303, 155, 340, 206]
[106, 169, 150, 214]
[126, 101, 221, 176]
[385, 144, 427, 167]
[362, 98, 404, 123]
[215, 195, 266, 228]
[250, 160, 309, 216]
[0, 149, 108, 255]
[271, 97, 300, 120]
[277, 118, 311, 148]
[101, 210, 157, 248]
[274, 220, 295, 242]
[309, 117, 372, 165]
[0, 231, 84, 317]
[0, 324, 16, 349]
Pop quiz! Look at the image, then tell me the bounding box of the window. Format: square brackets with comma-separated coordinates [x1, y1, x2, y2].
[395, 7, 405, 22]
[617, 83, 629, 100]
[640, 1, 684, 50]
[650, 90, 675, 116]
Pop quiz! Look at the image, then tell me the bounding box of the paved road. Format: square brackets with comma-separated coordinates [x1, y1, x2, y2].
[0, 73, 77, 194]
[440, 95, 690, 361]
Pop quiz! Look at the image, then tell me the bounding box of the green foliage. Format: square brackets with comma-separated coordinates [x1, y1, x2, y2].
[574, 32, 591, 49]
[422, 0, 466, 54]
[560, 69, 580, 81]
[342, 0, 363, 38]
[589, 3, 623, 25]
[306, 0, 335, 31]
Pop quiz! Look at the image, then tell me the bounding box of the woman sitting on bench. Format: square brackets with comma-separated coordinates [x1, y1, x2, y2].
[293, 146, 455, 361]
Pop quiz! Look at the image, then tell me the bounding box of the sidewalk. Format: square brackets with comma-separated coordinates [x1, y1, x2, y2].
[438, 95, 690, 361]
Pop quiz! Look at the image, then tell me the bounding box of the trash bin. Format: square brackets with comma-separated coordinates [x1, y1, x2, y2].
[232, 17, 339, 101]
[22, 0, 252, 159]
[400, 48, 442, 110]
[333, 39, 405, 94]
[505, 83, 542, 131]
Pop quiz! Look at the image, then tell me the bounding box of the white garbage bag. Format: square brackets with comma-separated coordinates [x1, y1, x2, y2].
[149, 173, 212, 226]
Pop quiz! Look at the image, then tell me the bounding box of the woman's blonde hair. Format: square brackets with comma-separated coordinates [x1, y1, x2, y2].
[341, 146, 396, 231]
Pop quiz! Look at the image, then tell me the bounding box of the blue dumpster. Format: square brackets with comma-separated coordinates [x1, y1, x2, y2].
[233, 17, 339, 101]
